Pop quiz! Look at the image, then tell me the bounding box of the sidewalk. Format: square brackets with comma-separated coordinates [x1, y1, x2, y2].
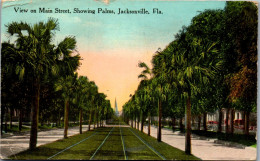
[0, 125, 93, 159]
[143, 125, 256, 160]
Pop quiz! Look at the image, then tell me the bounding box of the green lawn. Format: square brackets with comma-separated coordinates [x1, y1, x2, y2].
[52, 127, 112, 160]
[122, 127, 162, 160]
[3, 122, 90, 135]
[93, 127, 125, 160]
[130, 128, 199, 160]
[10, 125, 199, 160]
[10, 130, 85, 160]
[3, 125, 30, 133]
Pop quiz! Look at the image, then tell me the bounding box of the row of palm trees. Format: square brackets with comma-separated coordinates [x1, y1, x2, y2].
[123, 1, 257, 155]
[1, 18, 114, 149]
[55, 73, 113, 138]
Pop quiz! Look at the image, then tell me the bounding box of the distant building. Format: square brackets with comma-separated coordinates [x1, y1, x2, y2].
[207, 109, 257, 132]
[115, 98, 119, 116]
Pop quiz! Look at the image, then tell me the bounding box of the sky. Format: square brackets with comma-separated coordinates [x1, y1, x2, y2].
[1, 0, 226, 111]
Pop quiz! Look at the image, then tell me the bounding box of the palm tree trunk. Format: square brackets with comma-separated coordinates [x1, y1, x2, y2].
[242, 111, 245, 133]
[244, 111, 250, 136]
[192, 116, 195, 128]
[58, 110, 61, 127]
[130, 117, 132, 127]
[4, 113, 8, 133]
[4, 108, 8, 133]
[9, 108, 13, 129]
[141, 111, 144, 133]
[203, 112, 207, 131]
[19, 109, 23, 131]
[1, 107, 5, 134]
[157, 98, 162, 142]
[172, 117, 176, 131]
[137, 115, 140, 130]
[96, 111, 99, 128]
[148, 112, 151, 136]
[230, 109, 234, 134]
[94, 110, 96, 129]
[225, 108, 230, 134]
[198, 115, 201, 130]
[29, 82, 40, 150]
[162, 118, 166, 128]
[64, 99, 69, 138]
[180, 117, 184, 132]
[56, 118, 58, 128]
[79, 108, 83, 134]
[134, 115, 137, 129]
[1, 110, 3, 135]
[88, 110, 92, 131]
[131, 116, 133, 128]
[217, 108, 222, 133]
[185, 91, 192, 155]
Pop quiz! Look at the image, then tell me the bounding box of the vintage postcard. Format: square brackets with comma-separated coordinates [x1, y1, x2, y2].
[1, 0, 258, 160]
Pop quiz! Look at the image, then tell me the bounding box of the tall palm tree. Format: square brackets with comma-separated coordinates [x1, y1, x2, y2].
[138, 62, 152, 134]
[87, 81, 98, 131]
[169, 38, 220, 154]
[96, 93, 106, 128]
[5, 18, 62, 149]
[152, 49, 170, 142]
[74, 76, 89, 134]
[55, 74, 77, 138]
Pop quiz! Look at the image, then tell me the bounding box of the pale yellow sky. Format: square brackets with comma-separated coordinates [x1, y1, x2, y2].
[77, 49, 154, 111]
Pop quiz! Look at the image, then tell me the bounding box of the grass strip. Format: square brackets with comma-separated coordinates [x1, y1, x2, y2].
[120, 126, 127, 160]
[90, 127, 114, 160]
[47, 131, 98, 160]
[93, 127, 125, 160]
[122, 127, 160, 160]
[3, 125, 30, 133]
[128, 128, 166, 160]
[9, 129, 97, 160]
[130, 128, 200, 160]
[52, 127, 112, 160]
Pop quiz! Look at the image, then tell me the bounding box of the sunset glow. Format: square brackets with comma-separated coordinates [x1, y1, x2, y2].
[1, 0, 226, 111]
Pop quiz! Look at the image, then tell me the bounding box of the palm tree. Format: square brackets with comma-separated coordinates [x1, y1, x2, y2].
[152, 49, 170, 142]
[5, 18, 62, 149]
[169, 38, 220, 154]
[87, 81, 98, 131]
[94, 93, 106, 128]
[55, 74, 77, 138]
[5, 18, 81, 149]
[138, 62, 152, 134]
[74, 76, 90, 134]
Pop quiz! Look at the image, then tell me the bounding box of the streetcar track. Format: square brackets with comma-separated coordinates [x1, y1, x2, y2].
[47, 131, 98, 160]
[47, 122, 165, 160]
[127, 127, 166, 160]
[119, 122, 128, 160]
[89, 127, 115, 160]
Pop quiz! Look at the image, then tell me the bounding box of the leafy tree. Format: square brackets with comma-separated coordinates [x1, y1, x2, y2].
[225, 1, 257, 136]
